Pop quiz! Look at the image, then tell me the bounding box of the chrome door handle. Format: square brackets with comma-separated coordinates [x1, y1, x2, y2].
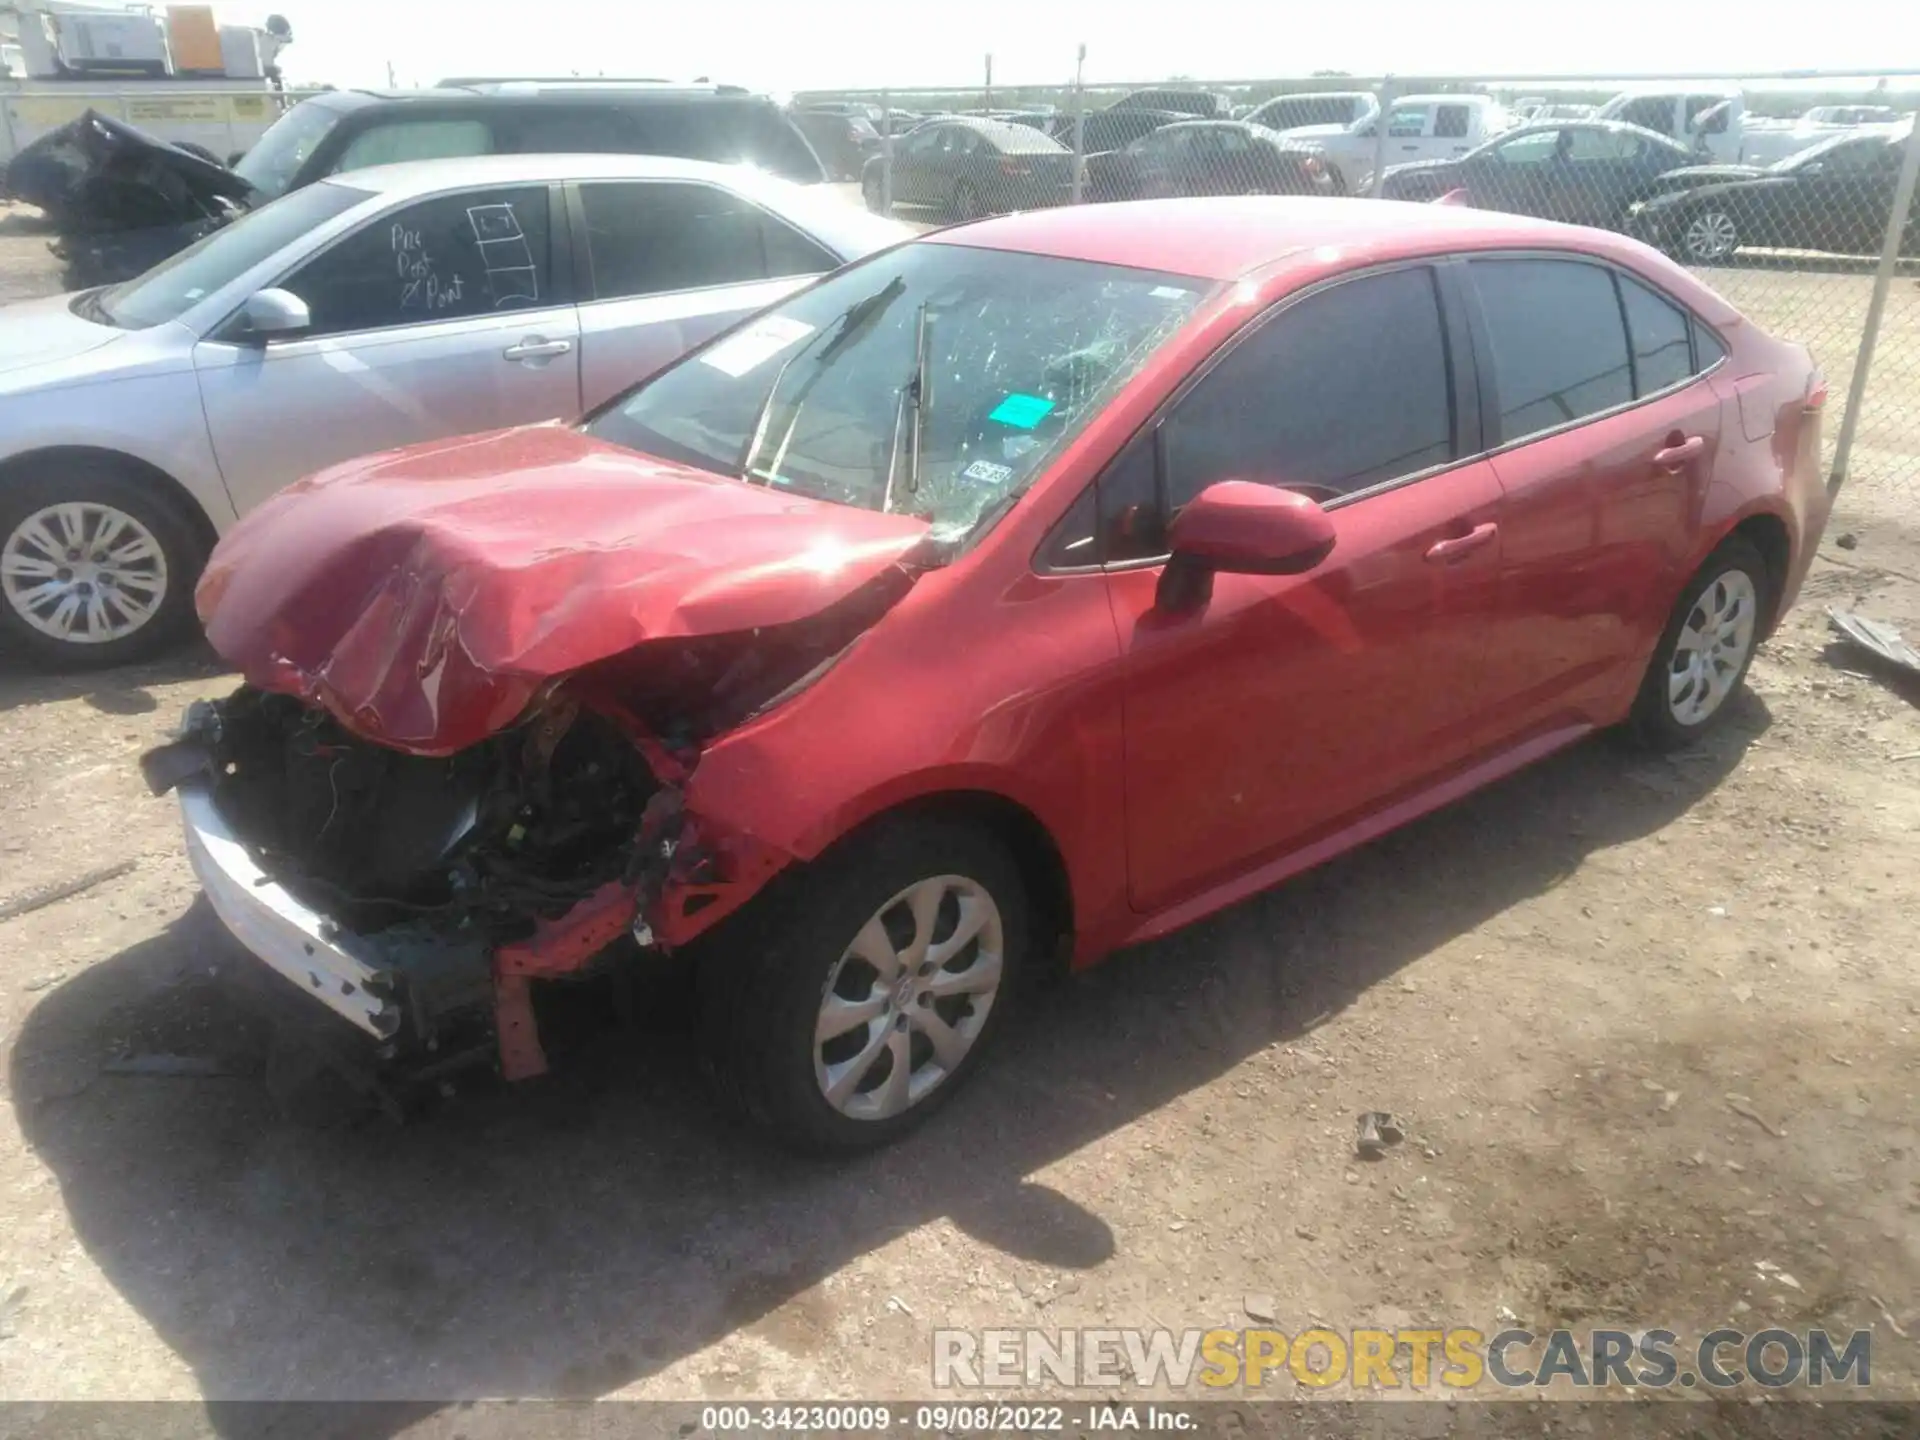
[1424, 521, 1499, 564]
[504, 338, 572, 361]
[1654, 434, 1706, 469]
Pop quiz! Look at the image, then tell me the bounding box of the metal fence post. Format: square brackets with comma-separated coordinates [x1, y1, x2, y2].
[1368, 76, 1395, 198]
[1070, 44, 1087, 205]
[879, 88, 893, 216]
[1827, 119, 1920, 496]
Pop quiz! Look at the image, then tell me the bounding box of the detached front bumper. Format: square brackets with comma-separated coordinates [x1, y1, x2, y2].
[177, 780, 403, 1041]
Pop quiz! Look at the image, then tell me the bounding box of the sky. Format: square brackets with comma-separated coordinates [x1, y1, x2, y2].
[253, 0, 1905, 96]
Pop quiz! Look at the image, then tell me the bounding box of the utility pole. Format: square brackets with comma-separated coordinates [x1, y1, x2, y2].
[1070, 44, 1087, 203]
[984, 53, 992, 114]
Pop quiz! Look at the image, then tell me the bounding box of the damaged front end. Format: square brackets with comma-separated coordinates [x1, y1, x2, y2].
[146, 426, 935, 1101]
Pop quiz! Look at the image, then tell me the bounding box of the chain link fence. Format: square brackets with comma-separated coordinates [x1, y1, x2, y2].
[799, 71, 1920, 507]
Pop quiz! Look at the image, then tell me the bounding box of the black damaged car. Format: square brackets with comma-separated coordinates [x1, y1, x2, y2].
[1628, 124, 1917, 263]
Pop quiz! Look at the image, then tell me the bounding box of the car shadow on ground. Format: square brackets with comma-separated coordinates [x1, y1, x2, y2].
[0, 639, 229, 717]
[11, 697, 1768, 1418]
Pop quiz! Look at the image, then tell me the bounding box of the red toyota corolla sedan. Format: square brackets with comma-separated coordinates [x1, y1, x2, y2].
[147, 198, 1831, 1151]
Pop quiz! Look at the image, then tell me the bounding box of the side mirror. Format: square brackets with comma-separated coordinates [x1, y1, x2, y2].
[1158, 481, 1337, 610]
[239, 287, 310, 340]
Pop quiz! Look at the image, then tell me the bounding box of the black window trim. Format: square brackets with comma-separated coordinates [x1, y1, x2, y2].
[222, 179, 574, 343]
[1454, 248, 1730, 454]
[1033, 256, 1483, 577]
[565, 178, 840, 306]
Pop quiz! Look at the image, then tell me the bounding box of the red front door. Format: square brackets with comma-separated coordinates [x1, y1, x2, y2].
[1112, 461, 1505, 913]
[1100, 262, 1504, 914]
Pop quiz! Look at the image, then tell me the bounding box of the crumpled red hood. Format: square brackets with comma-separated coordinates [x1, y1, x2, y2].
[198, 425, 931, 754]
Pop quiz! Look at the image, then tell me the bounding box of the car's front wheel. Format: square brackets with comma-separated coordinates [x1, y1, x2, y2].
[1680, 207, 1741, 263]
[0, 457, 205, 668]
[700, 817, 1028, 1153]
[1629, 535, 1769, 749]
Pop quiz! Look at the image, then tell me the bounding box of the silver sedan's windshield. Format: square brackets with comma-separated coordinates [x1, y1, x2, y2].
[586, 243, 1212, 541]
[97, 181, 369, 330]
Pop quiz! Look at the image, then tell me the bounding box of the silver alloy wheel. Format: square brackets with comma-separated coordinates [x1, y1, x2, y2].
[1, 501, 168, 645]
[813, 873, 1005, 1122]
[1667, 569, 1757, 727]
[1683, 210, 1739, 263]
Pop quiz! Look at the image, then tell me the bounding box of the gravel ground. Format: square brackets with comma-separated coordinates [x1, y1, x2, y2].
[1, 198, 1919, 1422]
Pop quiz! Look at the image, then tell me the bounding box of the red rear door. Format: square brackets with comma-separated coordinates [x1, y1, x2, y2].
[1463, 257, 1724, 740]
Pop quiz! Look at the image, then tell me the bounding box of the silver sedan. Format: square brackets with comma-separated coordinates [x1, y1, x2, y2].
[0, 153, 908, 666]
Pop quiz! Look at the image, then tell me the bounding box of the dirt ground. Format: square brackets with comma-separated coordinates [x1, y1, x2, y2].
[1, 199, 1919, 1422]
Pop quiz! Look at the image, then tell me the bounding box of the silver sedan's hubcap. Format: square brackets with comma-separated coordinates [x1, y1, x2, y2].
[1684, 211, 1738, 262]
[2, 502, 168, 645]
[814, 874, 1004, 1122]
[1668, 569, 1756, 726]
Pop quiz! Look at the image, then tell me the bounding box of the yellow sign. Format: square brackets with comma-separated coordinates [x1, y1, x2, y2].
[126, 96, 226, 123]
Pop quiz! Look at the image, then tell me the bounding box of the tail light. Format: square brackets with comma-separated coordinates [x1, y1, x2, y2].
[1301, 155, 1325, 180]
[1000, 158, 1031, 177]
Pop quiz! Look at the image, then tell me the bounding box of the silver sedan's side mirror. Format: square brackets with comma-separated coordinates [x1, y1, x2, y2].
[240, 288, 311, 340]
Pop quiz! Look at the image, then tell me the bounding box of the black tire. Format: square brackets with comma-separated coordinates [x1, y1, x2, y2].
[0, 456, 207, 669]
[862, 173, 886, 215]
[1627, 536, 1770, 751]
[950, 181, 980, 222]
[698, 817, 1029, 1155]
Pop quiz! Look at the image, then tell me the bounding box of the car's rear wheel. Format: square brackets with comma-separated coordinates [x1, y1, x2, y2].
[0, 458, 205, 668]
[699, 817, 1028, 1154]
[1680, 207, 1740, 263]
[1628, 536, 1769, 749]
[863, 172, 887, 215]
[951, 181, 981, 221]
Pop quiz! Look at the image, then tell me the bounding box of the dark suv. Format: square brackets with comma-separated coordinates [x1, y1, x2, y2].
[232, 82, 825, 201]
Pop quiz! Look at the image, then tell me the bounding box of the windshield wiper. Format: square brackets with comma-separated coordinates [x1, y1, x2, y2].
[739, 276, 906, 485]
[882, 302, 936, 514]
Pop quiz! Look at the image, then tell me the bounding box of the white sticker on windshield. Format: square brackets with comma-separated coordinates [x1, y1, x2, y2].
[962, 459, 1015, 487]
[699, 315, 816, 378]
[1150, 285, 1191, 299]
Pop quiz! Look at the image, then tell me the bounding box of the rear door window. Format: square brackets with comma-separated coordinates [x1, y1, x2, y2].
[1433, 105, 1472, 139]
[1469, 258, 1632, 440]
[332, 118, 493, 174]
[578, 181, 836, 300]
[282, 185, 554, 335]
[1164, 266, 1456, 506]
[1617, 274, 1696, 395]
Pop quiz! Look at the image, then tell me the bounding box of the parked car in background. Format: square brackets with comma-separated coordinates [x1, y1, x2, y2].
[155, 197, 1829, 1151]
[1381, 121, 1695, 228]
[1595, 85, 1745, 163]
[1110, 88, 1235, 120]
[1045, 107, 1185, 156]
[1284, 94, 1510, 192]
[862, 117, 1073, 219]
[791, 105, 880, 180]
[1629, 121, 1918, 263]
[1737, 104, 1907, 167]
[1528, 103, 1597, 122]
[1243, 91, 1378, 134]
[1086, 121, 1332, 201]
[231, 81, 827, 203]
[0, 154, 906, 666]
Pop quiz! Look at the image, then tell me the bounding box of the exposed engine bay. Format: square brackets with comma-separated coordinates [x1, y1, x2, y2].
[194, 688, 658, 943]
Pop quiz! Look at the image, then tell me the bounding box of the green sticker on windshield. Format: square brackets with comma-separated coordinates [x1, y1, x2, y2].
[989, 392, 1055, 430]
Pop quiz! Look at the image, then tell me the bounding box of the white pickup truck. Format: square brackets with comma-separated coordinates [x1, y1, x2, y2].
[1594, 86, 1746, 163]
[1278, 93, 1511, 193]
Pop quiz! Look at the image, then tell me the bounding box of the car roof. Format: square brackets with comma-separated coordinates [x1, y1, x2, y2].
[1499, 118, 1688, 144]
[336, 83, 766, 108]
[316, 151, 804, 196]
[928, 195, 1658, 285]
[1390, 93, 1498, 107]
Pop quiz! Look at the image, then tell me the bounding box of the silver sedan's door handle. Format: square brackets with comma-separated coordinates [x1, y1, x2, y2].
[503, 337, 572, 361]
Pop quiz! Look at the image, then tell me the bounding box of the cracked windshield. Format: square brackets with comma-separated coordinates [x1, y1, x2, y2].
[587, 243, 1211, 540]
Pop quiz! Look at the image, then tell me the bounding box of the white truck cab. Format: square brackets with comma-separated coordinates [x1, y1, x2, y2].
[1596, 86, 1746, 163]
[1285, 93, 1510, 192]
